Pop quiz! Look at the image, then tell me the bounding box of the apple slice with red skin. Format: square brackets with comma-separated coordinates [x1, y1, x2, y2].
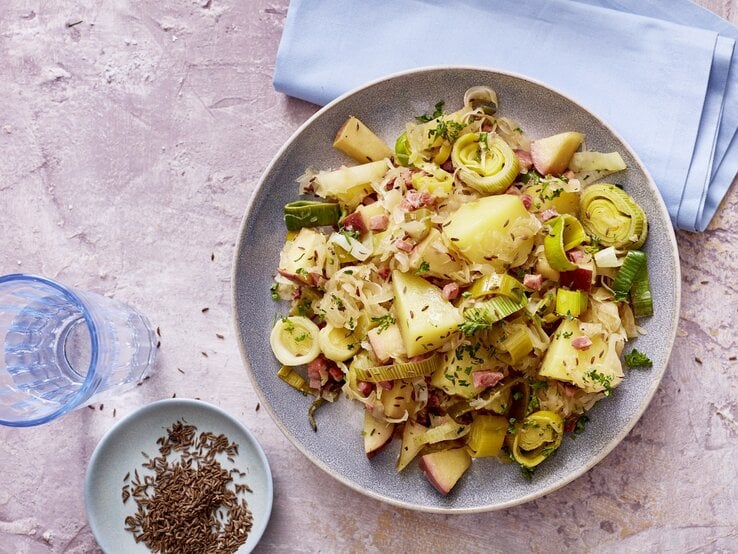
[418, 447, 472, 495]
[530, 131, 585, 176]
[559, 266, 593, 291]
[363, 410, 395, 459]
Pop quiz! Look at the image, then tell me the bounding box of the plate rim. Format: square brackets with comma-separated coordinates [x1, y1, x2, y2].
[84, 397, 274, 550]
[231, 64, 681, 513]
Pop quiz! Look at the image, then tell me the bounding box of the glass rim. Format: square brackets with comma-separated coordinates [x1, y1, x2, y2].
[0, 273, 101, 427]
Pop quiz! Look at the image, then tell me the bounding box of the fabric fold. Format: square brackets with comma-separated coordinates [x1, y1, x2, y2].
[274, 0, 737, 231]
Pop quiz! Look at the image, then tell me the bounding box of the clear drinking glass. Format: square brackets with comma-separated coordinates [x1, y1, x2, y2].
[0, 274, 157, 427]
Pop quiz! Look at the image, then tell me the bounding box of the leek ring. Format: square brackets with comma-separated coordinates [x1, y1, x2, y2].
[579, 184, 647, 249]
[451, 133, 519, 194]
[511, 410, 564, 468]
[270, 316, 321, 366]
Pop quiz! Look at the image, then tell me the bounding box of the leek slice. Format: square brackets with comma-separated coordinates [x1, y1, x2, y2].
[395, 132, 411, 166]
[451, 132, 519, 194]
[466, 414, 507, 458]
[413, 420, 470, 447]
[354, 355, 440, 383]
[630, 261, 653, 318]
[460, 295, 527, 335]
[594, 246, 622, 268]
[463, 86, 498, 115]
[412, 163, 454, 196]
[612, 250, 647, 301]
[277, 365, 314, 396]
[307, 396, 327, 432]
[500, 326, 534, 365]
[318, 324, 360, 362]
[283, 200, 341, 232]
[555, 288, 589, 318]
[468, 273, 525, 302]
[579, 183, 647, 249]
[543, 215, 579, 271]
[511, 410, 564, 468]
[270, 316, 321, 366]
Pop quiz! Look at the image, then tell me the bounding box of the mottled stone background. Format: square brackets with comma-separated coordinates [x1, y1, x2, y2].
[0, 1, 736, 552]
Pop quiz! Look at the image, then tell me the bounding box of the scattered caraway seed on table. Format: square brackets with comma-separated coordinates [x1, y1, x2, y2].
[122, 420, 254, 553]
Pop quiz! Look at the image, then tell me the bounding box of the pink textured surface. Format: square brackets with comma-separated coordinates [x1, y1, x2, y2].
[0, 1, 737, 552]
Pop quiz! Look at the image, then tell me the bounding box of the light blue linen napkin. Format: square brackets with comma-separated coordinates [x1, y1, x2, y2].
[273, 0, 737, 231]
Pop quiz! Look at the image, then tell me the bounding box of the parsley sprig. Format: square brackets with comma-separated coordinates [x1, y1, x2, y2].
[623, 349, 652, 368]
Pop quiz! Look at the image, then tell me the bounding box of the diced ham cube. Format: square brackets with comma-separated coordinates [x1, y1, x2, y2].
[520, 194, 533, 209]
[540, 208, 559, 222]
[571, 336, 592, 350]
[441, 159, 454, 172]
[357, 381, 373, 395]
[568, 250, 585, 263]
[377, 266, 391, 280]
[369, 214, 389, 231]
[472, 371, 505, 389]
[515, 149, 533, 171]
[400, 190, 436, 211]
[523, 273, 543, 291]
[342, 211, 367, 235]
[394, 238, 415, 252]
[378, 380, 393, 391]
[328, 365, 344, 382]
[442, 283, 460, 300]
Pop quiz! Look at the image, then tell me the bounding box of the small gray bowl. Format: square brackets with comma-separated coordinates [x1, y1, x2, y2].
[232, 66, 680, 513]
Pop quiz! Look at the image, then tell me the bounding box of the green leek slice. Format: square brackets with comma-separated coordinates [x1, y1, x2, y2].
[277, 365, 315, 396]
[460, 295, 527, 335]
[466, 414, 507, 458]
[411, 163, 454, 196]
[283, 200, 342, 231]
[468, 273, 525, 302]
[308, 397, 326, 432]
[630, 261, 653, 318]
[511, 410, 564, 468]
[354, 355, 440, 383]
[555, 288, 589, 317]
[463, 86, 498, 115]
[500, 326, 534, 365]
[413, 420, 470, 447]
[612, 250, 647, 301]
[579, 183, 647, 249]
[451, 132, 520, 194]
[270, 316, 321, 366]
[318, 324, 360, 362]
[544, 215, 579, 272]
[395, 132, 411, 166]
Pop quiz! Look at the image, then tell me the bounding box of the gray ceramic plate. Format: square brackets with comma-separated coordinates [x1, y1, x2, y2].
[232, 66, 680, 513]
[84, 398, 273, 552]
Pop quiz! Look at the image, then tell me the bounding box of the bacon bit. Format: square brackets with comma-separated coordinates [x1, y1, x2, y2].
[472, 371, 505, 389]
[523, 273, 543, 291]
[369, 214, 389, 231]
[568, 250, 585, 263]
[400, 190, 436, 211]
[563, 170, 576, 180]
[520, 194, 533, 209]
[362, 195, 377, 205]
[505, 185, 521, 196]
[341, 211, 366, 235]
[308, 356, 329, 389]
[441, 159, 454, 172]
[481, 120, 494, 132]
[571, 336, 593, 350]
[328, 365, 344, 382]
[515, 149, 533, 171]
[394, 238, 415, 252]
[308, 272, 326, 288]
[442, 282, 460, 300]
[540, 208, 559, 222]
[277, 268, 310, 286]
[357, 381, 373, 395]
[378, 380, 393, 391]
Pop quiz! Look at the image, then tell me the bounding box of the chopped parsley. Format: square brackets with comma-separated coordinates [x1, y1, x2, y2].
[270, 283, 280, 301]
[415, 260, 430, 274]
[585, 369, 613, 396]
[429, 119, 465, 142]
[416, 100, 445, 123]
[623, 349, 653, 368]
[370, 314, 396, 334]
[519, 465, 535, 480]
